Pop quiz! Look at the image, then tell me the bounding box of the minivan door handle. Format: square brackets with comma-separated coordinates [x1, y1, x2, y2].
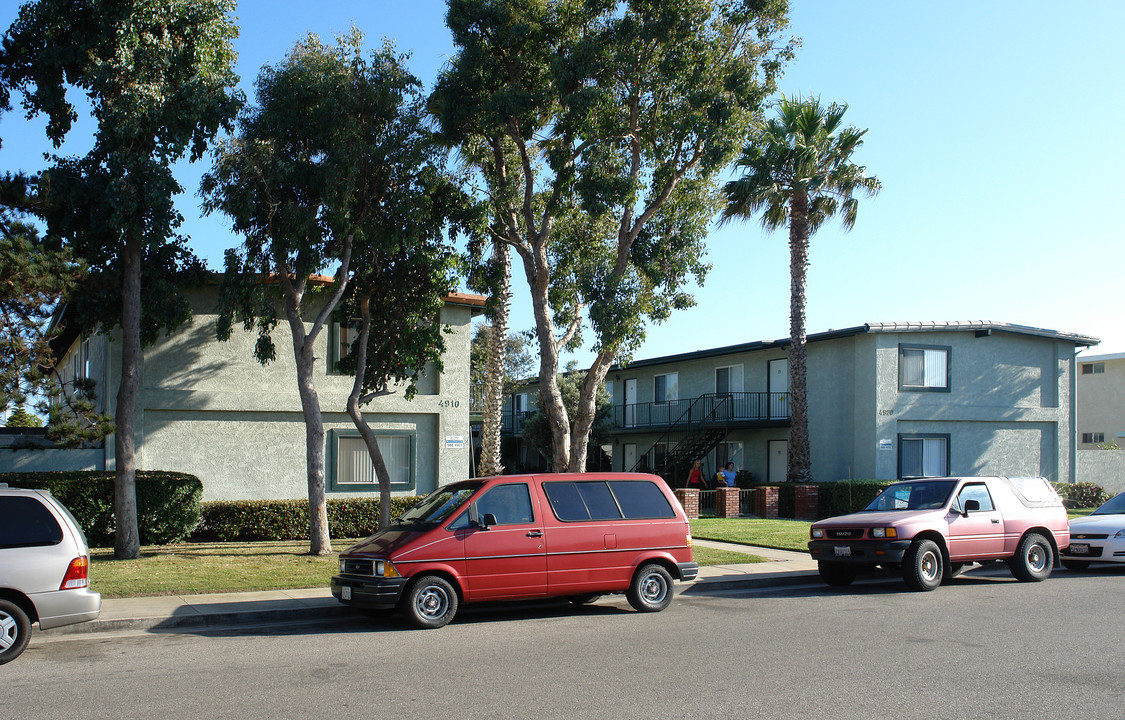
[527, 530, 543, 538]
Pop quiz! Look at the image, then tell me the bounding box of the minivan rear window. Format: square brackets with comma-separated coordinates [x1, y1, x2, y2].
[0, 496, 64, 549]
[543, 480, 674, 522]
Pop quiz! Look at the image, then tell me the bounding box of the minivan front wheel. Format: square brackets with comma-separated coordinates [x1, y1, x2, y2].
[627, 564, 673, 613]
[0, 599, 31, 665]
[403, 575, 459, 629]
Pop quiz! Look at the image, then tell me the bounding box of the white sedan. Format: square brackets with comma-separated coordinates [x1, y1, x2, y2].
[1061, 492, 1125, 570]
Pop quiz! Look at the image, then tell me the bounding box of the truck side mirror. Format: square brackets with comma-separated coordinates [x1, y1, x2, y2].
[963, 499, 980, 516]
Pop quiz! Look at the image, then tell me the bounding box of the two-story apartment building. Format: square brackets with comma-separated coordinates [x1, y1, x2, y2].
[1075, 351, 1125, 494]
[503, 321, 1096, 486]
[0, 279, 486, 501]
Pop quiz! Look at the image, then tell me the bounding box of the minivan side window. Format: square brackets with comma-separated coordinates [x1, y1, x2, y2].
[544, 481, 674, 522]
[475, 483, 535, 525]
[608, 481, 676, 519]
[0, 496, 64, 549]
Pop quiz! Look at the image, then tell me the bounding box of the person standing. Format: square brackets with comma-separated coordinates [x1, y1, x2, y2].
[687, 460, 706, 489]
[721, 462, 737, 487]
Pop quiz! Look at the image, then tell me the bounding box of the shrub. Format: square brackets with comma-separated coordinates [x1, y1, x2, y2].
[0, 470, 202, 546]
[191, 496, 422, 542]
[1052, 481, 1111, 509]
[823, 479, 895, 516]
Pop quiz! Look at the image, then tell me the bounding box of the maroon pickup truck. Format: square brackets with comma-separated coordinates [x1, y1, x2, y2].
[808, 476, 1069, 591]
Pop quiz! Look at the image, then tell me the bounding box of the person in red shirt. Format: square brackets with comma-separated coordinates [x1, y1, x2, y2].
[687, 460, 706, 489]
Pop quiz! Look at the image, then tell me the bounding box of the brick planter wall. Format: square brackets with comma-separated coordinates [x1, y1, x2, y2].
[795, 485, 819, 520]
[715, 487, 740, 518]
[675, 488, 699, 519]
[754, 486, 779, 518]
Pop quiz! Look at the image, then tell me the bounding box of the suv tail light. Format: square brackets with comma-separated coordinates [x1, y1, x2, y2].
[60, 556, 90, 590]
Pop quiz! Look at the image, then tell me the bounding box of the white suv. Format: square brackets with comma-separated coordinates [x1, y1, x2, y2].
[0, 485, 102, 664]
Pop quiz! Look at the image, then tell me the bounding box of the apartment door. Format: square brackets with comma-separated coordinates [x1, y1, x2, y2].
[624, 378, 638, 428]
[624, 443, 637, 471]
[768, 440, 788, 483]
[768, 358, 788, 419]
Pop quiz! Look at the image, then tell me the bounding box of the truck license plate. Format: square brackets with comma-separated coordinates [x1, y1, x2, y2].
[342, 586, 352, 600]
[834, 546, 851, 557]
[1069, 543, 1089, 555]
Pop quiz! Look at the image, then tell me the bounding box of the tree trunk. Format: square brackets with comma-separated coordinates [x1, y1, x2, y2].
[478, 241, 510, 477]
[285, 294, 332, 555]
[113, 237, 142, 559]
[787, 189, 812, 482]
[345, 294, 394, 530]
[520, 241, 570, 471]
[568, 348, 616, 472]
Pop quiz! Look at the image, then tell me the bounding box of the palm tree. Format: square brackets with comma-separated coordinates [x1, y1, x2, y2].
[721, 96, 880, 482]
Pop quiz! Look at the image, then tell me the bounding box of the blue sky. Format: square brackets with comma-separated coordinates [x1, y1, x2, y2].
[2, 0, 1121, 366]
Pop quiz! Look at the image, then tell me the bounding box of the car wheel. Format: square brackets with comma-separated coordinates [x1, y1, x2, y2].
[567, 594, 601, 605]
[902, 539, 943, 591]
[1062, 558, 1090, 572]
[0, 599, 32, 665]
[402, 575, 458, 629]
[817, 561, 857, 587]
[627, 564, 673, 613]
[1010, 533, 1053, 582]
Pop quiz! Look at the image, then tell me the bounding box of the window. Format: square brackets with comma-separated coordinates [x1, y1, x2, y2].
[70, 338, 90, 382]
[900, 345, 950, 391]
[0, 497, 64, 549]
[654, 373, 678, 404]
[899, 434, 949, 478]
[716, 367, 731, 396]
[543, 480, 675, 522]
[1081, 362, 1105, 375]
[955, 483, 995, 512]
[332, 431, 414, 490]
[1081, 432, 1105, 444]
[652, 442, 668, 471]
[474, 483, 534, 525]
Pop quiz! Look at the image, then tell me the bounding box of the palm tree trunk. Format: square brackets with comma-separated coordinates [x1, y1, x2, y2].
[478, 241, 510, 477]
[787, 189, 812, 482]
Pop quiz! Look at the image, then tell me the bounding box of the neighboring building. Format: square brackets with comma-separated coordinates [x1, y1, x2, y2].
[502, 321, 1097, 486]
[1075, 351, 1125, 494]
[0, 279, 486, 501]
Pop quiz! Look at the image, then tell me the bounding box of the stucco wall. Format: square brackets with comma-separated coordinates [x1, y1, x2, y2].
[0, 449, 104, 472]
[1076, 449, 1125, 495]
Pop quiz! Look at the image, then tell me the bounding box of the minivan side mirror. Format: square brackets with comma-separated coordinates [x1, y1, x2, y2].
[477, 512, 498, 530]
[963, 499, 980, 516]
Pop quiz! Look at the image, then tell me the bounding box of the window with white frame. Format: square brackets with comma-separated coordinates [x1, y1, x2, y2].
[899, 435, 949, 478]
[334, 433, 413, 489]
[654, 373, 678, 404]
[1081, 362, 1105, 375]
[900, 345, 950, 391]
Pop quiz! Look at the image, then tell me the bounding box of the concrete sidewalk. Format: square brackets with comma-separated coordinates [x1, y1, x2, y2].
[42, 541, 818, 638]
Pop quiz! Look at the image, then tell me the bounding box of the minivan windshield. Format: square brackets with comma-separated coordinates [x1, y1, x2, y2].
[394, 482, 482, 527]
[1093, 492, 1125, 516]
[864, 480, 957, 512]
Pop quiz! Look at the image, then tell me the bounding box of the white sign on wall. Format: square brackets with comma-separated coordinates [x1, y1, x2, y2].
[445, 436, 465, 450]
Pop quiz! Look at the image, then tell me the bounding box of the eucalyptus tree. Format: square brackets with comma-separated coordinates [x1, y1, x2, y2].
[336, 166, 469, 531]
[2, 0, 241, 558]
[432, 0, 794, 472]
[721, 96, 880, 482]
[202, 34, 442, 553]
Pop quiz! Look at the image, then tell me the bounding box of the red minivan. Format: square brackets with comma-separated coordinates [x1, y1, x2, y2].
[331, 472, 698, 628]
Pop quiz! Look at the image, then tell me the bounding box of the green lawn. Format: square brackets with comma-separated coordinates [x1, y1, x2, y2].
[691, 517, 811, 552]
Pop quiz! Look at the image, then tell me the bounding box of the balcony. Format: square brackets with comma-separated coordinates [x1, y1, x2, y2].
[610, 391, 789, 432]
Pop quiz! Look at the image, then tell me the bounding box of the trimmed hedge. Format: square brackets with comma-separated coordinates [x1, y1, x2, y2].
[191, 496, 422, 542]
[0, 470, 202, 547]
[1052, 481, 1111, 509]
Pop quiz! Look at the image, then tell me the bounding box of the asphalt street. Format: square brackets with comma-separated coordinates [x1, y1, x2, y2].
[6, 564, 1124, 720]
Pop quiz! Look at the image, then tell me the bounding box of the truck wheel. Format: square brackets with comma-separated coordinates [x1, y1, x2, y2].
[818, 562, 857, 587]
[402, 575, 458, 629]
[0, 599, 32, 665]
[627, 564, 673, 613]
[1062, 558, 1090, 572]
[902, 539, 943, 591]
[1010, 533, 1053, 582]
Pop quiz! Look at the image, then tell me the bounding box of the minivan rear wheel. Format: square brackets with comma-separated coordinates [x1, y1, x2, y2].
[627, 564, 673, 613]
[0, 599, 31, 665]
[402, 575, 458, 629]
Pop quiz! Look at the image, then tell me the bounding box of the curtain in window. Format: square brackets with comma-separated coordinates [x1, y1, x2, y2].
[923, 349, 947, 388]
[922, 437, 947, 476]
[338, 435, 410, 485]
[902, 349, 924, 386]
[901, 438, 923, 477]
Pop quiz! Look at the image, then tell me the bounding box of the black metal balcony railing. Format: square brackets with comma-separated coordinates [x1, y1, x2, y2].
[611, 392, 788, 430]
[500, 410, 536, 434]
